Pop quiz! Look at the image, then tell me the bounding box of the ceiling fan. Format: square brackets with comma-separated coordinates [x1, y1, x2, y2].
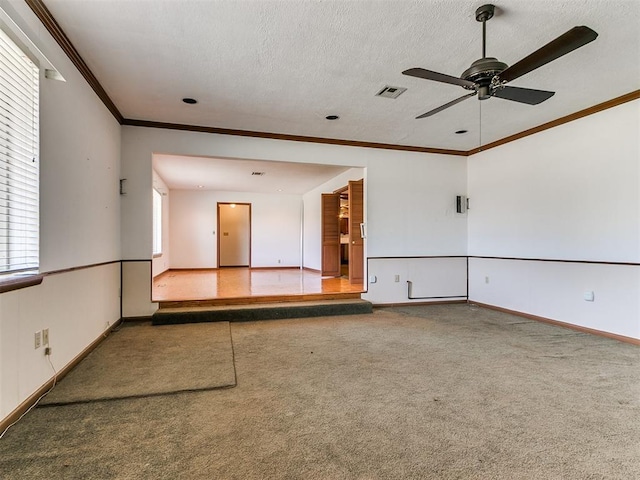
[403, 4, 598, 119]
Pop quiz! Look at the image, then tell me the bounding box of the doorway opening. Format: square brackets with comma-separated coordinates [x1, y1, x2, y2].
[217, 203, 251, 267]
[321, 179, 364, 284]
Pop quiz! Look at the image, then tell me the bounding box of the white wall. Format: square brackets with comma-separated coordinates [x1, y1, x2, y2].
[468, 258, 640, 339]
[0, 265, 121, 420]
[468, 100, 640, 339]
[468, 102, 639, 262]
[367, 257, 467, 304]
[366, 153, 468, 258]
[170, 190, 302, 268]
[0, 1, 121, 423]
[122, 261, 156, 318]
[302, 168, 365, 271]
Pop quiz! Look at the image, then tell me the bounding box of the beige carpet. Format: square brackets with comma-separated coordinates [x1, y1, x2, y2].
[2, 305, 639, 479]
[40, 321, 236, 405]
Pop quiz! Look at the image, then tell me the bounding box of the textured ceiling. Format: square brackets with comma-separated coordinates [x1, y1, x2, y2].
[42, 0, 639, 153]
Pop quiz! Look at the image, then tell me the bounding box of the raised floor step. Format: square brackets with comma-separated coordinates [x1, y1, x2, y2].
[157, 292, 362, 309]
[152, 299, 373, 325]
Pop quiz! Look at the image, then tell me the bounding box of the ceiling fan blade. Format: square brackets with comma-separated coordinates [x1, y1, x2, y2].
[492, 86, 555, 105]
[416, 92, 477, 119]
[403, 67, 476, 89]
[497, 26, 598, 84]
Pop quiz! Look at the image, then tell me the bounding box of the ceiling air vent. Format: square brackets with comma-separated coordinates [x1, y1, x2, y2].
[376, 85, 407, 99]
[251, 171, 265, 176]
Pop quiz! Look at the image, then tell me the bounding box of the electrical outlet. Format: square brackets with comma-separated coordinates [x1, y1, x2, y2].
[42, 328, 49, 346]
[394, 275, 400, 282]
[34, 331, 42, 349]
[485, 276, 490, 284]
[278, 259, 281, 264]
[44, 346, 52, 356]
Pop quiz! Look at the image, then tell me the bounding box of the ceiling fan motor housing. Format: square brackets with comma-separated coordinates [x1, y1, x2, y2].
[461, 57, 508, 99]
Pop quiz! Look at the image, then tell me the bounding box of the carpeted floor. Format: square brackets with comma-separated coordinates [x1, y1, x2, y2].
[1, 304, 638, 479]
[40, 321, 236, 405]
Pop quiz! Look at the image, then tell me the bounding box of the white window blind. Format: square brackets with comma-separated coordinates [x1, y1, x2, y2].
[153, 188, 162, 255]
[0, 28, 39, 274]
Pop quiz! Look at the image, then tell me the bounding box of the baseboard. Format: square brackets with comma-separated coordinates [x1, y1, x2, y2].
[373, 299, 468, 308]
[0, 318, 123, 433]
[303, 267, 321, 274]
[250, 266, 301, 270]
[471, 301, 640, 346]
[163, 268, 218, 272]
[120, 316, 154, 323]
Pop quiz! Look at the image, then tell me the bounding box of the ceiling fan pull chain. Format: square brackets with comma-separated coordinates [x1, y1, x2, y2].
[479, 98, 483, 148]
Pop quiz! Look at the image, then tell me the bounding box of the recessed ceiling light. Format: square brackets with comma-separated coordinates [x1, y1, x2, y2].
[197, 185, 204, 188]
[182, 98, 197, 104]
[326, 115, 339, 120]
[277, 189, 283, 192]
[455, 129, 468, 135]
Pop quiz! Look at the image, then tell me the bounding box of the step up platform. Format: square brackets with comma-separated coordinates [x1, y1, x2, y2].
[152, 299, 374, 325]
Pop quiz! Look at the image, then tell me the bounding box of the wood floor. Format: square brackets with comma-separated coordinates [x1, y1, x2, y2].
[153, 268, 364, 307]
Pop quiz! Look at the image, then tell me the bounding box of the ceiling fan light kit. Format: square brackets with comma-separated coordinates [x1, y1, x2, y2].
[403, 4, 598, 119]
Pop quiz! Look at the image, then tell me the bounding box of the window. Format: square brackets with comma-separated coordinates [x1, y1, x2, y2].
[0, 28, 39, 274]
[152, 188, 162, 255]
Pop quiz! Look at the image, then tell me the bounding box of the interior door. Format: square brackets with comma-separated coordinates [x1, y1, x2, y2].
[321, 193, 340, 277]
[218, 203, 251, 267]
[348, 179, 364, 283]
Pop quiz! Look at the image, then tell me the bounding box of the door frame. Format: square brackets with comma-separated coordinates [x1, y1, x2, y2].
[217, 202, 252, 268]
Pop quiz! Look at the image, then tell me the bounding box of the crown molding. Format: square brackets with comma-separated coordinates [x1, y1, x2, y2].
[121, 118, 468, 156]
[467, 90, 640, 155]
[25, 0, 124, 123]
